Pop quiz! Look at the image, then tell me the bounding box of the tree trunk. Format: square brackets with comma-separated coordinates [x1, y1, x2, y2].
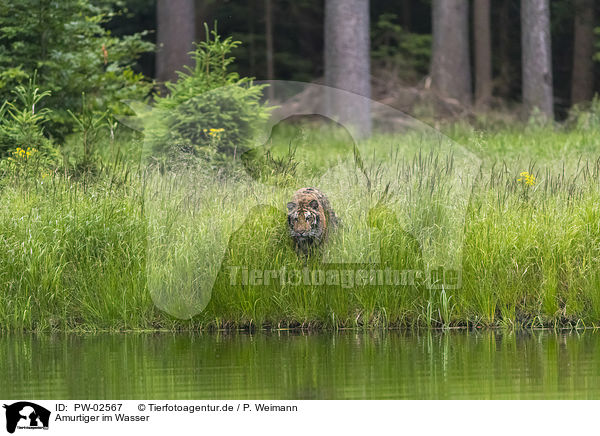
[402, 0, 411, 31]
[521, 0, 554, 119]
[571, 0, 595, 105]
[156, 0, 196, 84]
[474, 0, 492, 107]
[497, 0, 514, 99]
[194, 0, 213, 42]
[431, 0, 472, 107]
[324, 0, 371, 137]
[248, 0, 256, 76]
[265, 0, 274, 100]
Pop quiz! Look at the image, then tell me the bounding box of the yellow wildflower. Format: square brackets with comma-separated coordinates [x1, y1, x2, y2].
[11, 146, 37, 160]
[517, 171, 536, 186]
[207, 128, 225, 137]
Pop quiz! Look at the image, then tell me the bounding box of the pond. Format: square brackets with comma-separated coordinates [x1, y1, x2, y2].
[1, 330, 599, 399]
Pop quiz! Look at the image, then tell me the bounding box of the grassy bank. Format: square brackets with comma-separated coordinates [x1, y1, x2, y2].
[2, 124, 600, 331]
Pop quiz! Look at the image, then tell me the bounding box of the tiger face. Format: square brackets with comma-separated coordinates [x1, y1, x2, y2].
[287, 199, 323, 241]
[287, 188, 331, 254]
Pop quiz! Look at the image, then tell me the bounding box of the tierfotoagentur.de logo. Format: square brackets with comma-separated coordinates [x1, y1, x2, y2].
[120, 80, 480, 320]
[3, 402, 50, 434]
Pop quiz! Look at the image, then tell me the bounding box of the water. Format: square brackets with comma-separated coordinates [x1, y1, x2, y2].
[1, 331, 599, 399]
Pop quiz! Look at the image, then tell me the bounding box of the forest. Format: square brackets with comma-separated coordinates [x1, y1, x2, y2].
[131, 0, 596, 120]
[1, 0, 600, 332]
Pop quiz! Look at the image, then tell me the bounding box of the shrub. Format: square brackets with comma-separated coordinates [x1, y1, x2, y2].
[149, 24, 272, 168]
[0, 74, 59, 174]
[0, 0, 153, 139]
[566, 95, 600, 131]
[371, 13, 431, 82]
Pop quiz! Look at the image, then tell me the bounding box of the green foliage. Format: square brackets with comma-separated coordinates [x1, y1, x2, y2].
[242, 142, 299, 187]
[0, 75, 51, 153]
[5, 126, 600, 330]
[566, 95, 600, 130]
[0, 74, 59, 177]
[0, 0, 153, 138]
[594, 27, 600, 62]
[371, 13, 431, 81]
[242, 117, 359, 187]
[149, 24, 271, 167]
[66, 94, 110, 174]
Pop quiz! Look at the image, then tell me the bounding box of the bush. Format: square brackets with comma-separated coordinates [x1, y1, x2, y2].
[566, 95, 600, 131]
[0, 74, 59, 177]
[0, 0, 153, 139]
[149, 25, 272, 168]
[371, 13, 431, 82]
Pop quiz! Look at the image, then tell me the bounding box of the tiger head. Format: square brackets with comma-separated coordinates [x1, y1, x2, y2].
[287, 192, 327, 252]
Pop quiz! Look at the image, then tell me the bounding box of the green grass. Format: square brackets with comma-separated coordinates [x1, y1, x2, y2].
[3, 123, 600, 331]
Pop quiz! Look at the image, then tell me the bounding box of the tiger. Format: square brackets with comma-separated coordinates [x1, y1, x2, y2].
[286, 187, 338, 255]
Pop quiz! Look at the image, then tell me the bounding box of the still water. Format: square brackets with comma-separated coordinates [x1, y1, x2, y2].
[1, 331, 599, 399]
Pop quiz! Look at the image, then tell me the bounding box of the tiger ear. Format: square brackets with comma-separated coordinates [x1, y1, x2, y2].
[287, 202, 297, 211]
[309, 200, 319, 210]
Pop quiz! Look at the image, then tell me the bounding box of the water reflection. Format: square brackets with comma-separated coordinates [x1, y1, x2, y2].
[0, 330, 599, 399]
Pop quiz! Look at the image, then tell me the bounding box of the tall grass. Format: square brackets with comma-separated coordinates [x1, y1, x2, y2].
[2, 126, 600, 331]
